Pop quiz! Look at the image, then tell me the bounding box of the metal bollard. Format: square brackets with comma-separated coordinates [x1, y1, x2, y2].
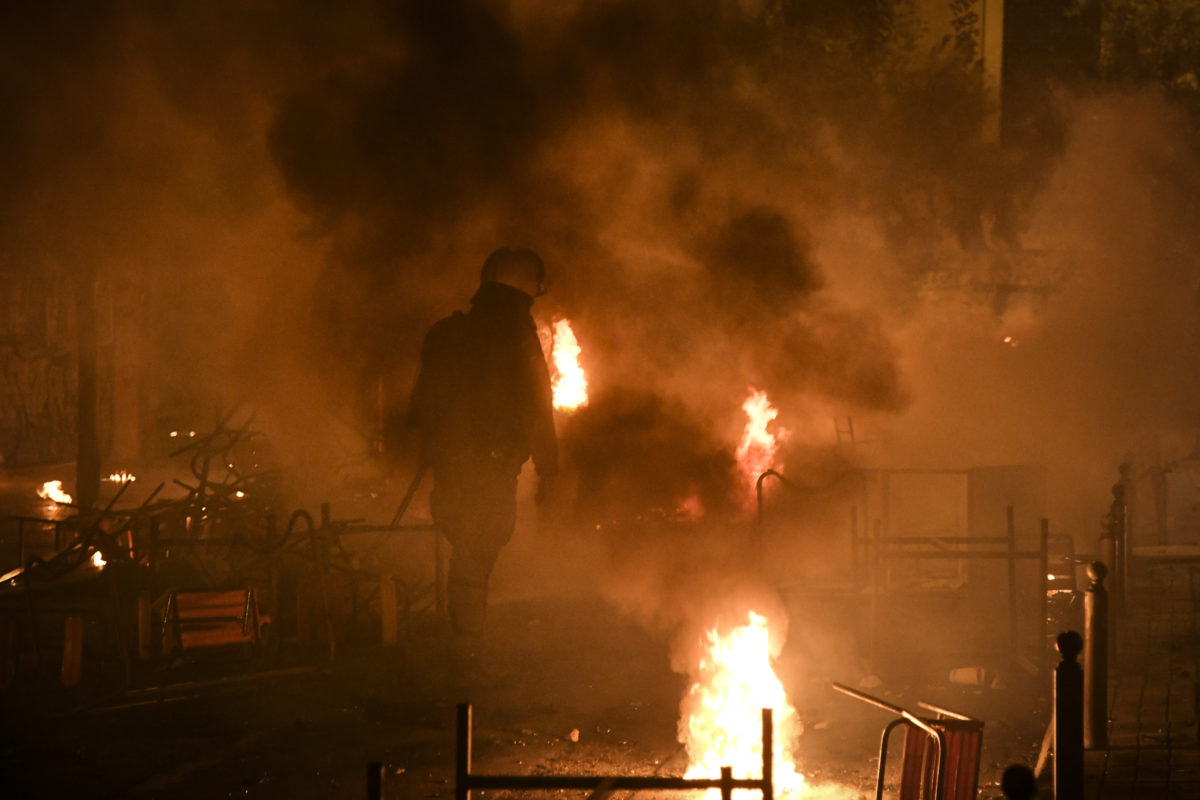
[1083, 562, 1109, 749]
[366, 761, 384, 799]
[1001, 764, 1037, 800]
[1054, 631, 1084, 800]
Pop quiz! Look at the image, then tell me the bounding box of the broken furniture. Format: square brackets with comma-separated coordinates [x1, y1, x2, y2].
[161, 588, 266, 652]
[833, 682, 984, 800]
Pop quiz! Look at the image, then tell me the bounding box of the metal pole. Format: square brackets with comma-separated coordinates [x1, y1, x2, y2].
[1006, 506, 1019, 658]
[1083, 562, 1109, 749]
[1039, 519, 1050, 675]
[1053, 631, 1084, 800]
[456, 704, 471, 800]
[762, 707, 774, 800]
[366, 761, 384, 800]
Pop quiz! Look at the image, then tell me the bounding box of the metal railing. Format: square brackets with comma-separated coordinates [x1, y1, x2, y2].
[452, 703, 778, 800]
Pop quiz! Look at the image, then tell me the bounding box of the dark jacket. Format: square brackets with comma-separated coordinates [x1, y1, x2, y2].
[408, 282, 558, 480]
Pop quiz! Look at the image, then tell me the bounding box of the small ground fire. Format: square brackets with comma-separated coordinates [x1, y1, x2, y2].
[681, 610, 805, 796]
[36, 480, 72, 505]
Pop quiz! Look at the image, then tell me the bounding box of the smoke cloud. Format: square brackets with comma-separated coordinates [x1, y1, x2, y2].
[4, 2, 1200, 634]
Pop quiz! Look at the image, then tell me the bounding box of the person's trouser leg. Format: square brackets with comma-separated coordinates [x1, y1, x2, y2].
[431, 466, 518, 636]
[447, 542, 502, 636]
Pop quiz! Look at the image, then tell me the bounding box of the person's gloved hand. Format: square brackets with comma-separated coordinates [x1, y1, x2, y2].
[535, 474, 556, 507]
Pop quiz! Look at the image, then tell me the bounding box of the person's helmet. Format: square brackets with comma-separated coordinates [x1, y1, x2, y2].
[479, 246, 547, 297]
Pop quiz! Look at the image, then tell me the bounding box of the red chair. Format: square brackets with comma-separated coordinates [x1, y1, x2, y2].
[835, 684, 985, 800]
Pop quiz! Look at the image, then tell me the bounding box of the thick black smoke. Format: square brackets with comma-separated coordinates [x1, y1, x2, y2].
[5, 0, 1198, 553]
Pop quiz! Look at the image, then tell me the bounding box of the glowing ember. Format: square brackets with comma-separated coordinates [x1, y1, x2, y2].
[37, 480, 73, 504]
[736, 389, 787, 497]
[106, 470, 137, 483]
[673, 492, 706, 522]
[91, 550, 106, 568]
[544, 318, 588, 411]
[680, 611, 804, 796]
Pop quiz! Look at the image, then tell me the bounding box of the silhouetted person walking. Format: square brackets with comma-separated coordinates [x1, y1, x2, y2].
[408, 247, 558, 639]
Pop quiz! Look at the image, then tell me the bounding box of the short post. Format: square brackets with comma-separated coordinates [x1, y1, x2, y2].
[1001, 764, 1037, 800]
[1054, 631, 1084, 800]
[366, 761, 384, 800]
[1083, 562, 1109, 749]
[456, 703, 471, 800]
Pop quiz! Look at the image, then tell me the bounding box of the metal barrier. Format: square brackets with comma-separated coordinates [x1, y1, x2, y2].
[755, 469, 1067, 672]
[856, 509, 1054, 673]
[452, 703, 778, 800]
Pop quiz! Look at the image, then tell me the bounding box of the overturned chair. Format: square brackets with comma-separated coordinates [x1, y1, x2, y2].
[161, 588, 268, 654]
[833, 683, 984, 800]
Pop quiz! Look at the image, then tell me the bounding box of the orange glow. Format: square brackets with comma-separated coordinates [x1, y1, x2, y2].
[673, 492, 706, 522]
[91, 550, 106, 568]
[37, 480, 72, 504]
[736, 389, 787, 497]
[106, 470, 137, 483]
[546, 318, 588, 411]
[681, 611, 805, 796]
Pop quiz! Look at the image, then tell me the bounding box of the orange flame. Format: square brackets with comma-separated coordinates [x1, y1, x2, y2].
[736, 389, 787, 496]
[681, 611, 805, 796]
[545, 318, 588, 411]
[37, 480, 72, 504]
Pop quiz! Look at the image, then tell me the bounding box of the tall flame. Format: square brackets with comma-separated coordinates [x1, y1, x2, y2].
[681, 611, 805, 796]
[37, 480, 73, 504]
[736, 389, 787, 496]
[547, 318, 588, 411]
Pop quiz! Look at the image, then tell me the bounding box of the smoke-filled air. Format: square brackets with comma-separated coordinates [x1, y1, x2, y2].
[7, 0, 1200, 640]
[8, 2, 1194, 523]
[6, 1, 1200, 797]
